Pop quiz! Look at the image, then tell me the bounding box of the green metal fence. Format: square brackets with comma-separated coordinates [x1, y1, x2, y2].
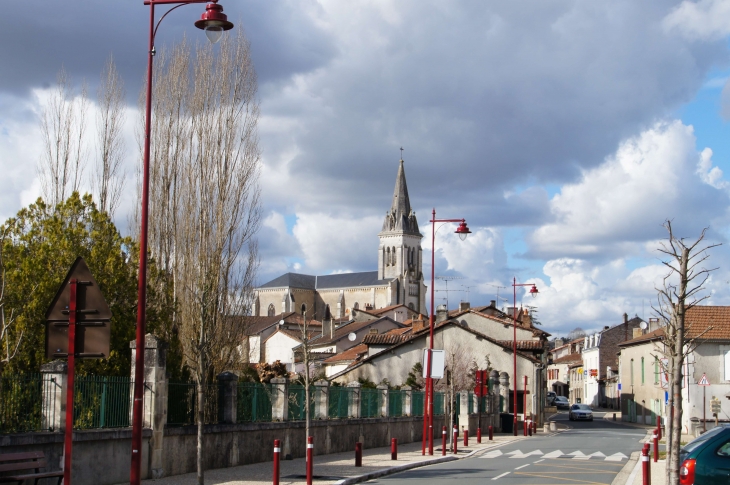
[433, 392, 445, 415]
[389, 390, 404, 417]
[287, 385, 315, 421]
[0, 374, 54, 433]
[328, 386, 353, 418]
[236, 383, 273, 422]
[467, 392, 474, 415]
[167, 381, 220, 426]
[73, 375, 131, 429]
[411, 391, 424, 416]
[360, 388, 381, 418]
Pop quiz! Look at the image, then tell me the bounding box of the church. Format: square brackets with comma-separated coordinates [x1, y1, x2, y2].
[253, 159, 427, 319]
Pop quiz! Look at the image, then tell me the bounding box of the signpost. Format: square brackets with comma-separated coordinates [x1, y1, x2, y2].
[45, 257, 111, 485]
[698, 373, 710, 432]
[474, 370, 488, 432]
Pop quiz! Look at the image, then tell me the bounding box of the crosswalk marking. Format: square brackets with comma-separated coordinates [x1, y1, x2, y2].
[479, 449, 627, 461]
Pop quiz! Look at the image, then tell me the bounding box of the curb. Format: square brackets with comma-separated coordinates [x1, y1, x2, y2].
[612, 450, 641, 485]
[333, 435, 536, 484]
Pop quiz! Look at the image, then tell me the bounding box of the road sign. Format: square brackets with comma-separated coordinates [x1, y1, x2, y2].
[422, 349, 445, 379]
[712, 398, 722, 413]
[698, 373, 711, 386]
[45, 257, 112, 359]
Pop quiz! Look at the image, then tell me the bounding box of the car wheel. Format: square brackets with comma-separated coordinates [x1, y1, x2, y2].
[589, 418, 593, 422]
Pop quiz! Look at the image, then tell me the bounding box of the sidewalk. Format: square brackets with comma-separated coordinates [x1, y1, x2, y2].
[134, 430, 544, 485]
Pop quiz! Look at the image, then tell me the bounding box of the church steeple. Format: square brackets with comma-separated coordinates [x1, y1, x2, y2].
[381, 159, 420, 236]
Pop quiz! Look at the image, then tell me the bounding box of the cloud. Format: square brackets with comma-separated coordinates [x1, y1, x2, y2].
[664, 0, 730, 41]
[527, 120, 730, 261]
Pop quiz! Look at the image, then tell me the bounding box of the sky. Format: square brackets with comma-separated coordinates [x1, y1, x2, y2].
[2, 0, 730, 338]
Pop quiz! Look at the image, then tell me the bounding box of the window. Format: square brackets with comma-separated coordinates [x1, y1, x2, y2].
[353, 302, 359, 310]
[641, 357, 645, 385]
[386, 247, 390, 266]
[301, 303, 307, 315]
[267, 303, 275, 317]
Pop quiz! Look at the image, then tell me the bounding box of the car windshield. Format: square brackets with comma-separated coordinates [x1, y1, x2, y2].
[573, 404, 591, 410]
[555, 397, 568, 402]
[682, 426, 727, 455]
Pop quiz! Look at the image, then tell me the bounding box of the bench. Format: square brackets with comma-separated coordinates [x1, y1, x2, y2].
[0, 451, 63, 484]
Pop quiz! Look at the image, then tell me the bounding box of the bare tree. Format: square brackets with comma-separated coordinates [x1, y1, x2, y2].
[93, 55, 126, 218]
[567, 327, 587, 340]
[39, 67, 89, 208]
[140, 29, 261, 485]
[653, 220, 719, 485]
[293, 311, 319, 445]
[436, 343, 477, 449]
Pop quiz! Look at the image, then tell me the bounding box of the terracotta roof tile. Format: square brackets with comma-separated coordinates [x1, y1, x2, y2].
[323, 344, 369, 363]
[497, 340, 546, 350]
[362, 333, 409, 345]
[552, 353, 583, 365]
[685, 306, 730, 340]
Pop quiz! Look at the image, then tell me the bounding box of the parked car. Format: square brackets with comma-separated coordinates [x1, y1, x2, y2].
[568, 403, 593, 421]
[554, 396, 569, 410]
[547, 391, 557, 406]
[679, 424, 730, 485]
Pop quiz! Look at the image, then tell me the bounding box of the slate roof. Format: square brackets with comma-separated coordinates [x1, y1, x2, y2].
[258, 271, 392, 290]
[243, 312, 320, 335]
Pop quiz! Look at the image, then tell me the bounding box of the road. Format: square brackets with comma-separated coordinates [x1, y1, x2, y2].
[365, 410, 648, 485]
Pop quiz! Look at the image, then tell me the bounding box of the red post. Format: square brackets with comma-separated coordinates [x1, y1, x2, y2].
[463, 429, 468, 446]
[391, 438, 397, 460]
[653, 431, 659, 463]
[306, 436, 313, 485]
[355, 442, 362, 467]
[641, 444, 650, 485]
[533, 421, 537, 435]
[477, 427, 482, 444]
[528, 420, 532, 436]
[63, 279, 78, 485]
[523, 376, 528, 436]
[657, 416, 662, 440]
[273, 439, 281, 485]
[453, 426, 458, 454]
[488, 425, 493, 441]
[441, 426, 446, 456]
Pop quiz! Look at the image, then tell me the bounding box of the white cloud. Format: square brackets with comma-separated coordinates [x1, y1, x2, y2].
[528, 120, 730, 260]
[664, 0, 730, 41]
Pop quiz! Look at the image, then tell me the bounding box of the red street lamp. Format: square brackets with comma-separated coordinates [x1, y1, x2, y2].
[423, 210, 471, 455]
[130, 2, 233, 484]
[512, 278, 538, 436]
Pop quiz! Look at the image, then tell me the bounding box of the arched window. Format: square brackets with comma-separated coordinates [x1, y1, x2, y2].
[386, 247, 390, 266]
[409, 303, 415, 310]
[392, 246, 396, 265]
[301, 303, 307, 316]
[353, 302, 359, 310]
[267, 303, 275, 317]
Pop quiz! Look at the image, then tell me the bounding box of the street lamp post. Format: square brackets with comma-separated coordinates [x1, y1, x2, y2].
[130, 2, 233, 484]
[423, 209, 470, 455]
[512, 278, 538, 436]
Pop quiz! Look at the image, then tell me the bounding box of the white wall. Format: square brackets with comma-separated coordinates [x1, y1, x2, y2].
[263, 332, 300, 371]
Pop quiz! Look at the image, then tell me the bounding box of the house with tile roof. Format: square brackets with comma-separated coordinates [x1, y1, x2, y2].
[253, 160, 427, 320]
[547, 338, 584, 398]
[241, 312, 322, 364]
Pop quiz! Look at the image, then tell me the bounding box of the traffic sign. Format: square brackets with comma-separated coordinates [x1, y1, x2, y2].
[45, 257, 112, 359]
[711, 398, 722, 413]
[698, 374, 710, 386]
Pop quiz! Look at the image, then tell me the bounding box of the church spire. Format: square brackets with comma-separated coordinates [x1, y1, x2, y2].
[381, 158, 420, 235]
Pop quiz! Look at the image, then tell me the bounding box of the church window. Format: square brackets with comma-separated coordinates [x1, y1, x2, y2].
[409, 303, 415, 310]
[301, 303, 307, 315]
[267, 304, 275, 317]
[386, 247, 390, 266]
[353, 302, 359, 310]
[392, 246, 396, 265]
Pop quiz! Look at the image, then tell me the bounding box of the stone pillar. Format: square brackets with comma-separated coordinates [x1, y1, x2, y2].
[402, 386, 413, 416]
[129, 334, 168, 479]
[40, 360, 67, 432]
[271, 377, 289, 421]
[499, 372, 510, 414]
[314, 380, 329, 419]
[377, 384, 389, 417]
[347, 382, 361, 418]
[217, 372, 238, 424]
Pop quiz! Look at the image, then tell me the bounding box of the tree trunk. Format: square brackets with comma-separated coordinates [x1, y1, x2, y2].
[197, 357, 205, 485]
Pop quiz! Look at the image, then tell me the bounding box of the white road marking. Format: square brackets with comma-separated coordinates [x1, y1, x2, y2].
[515, 464, 530, 470]
[605, 452, 628, 461]
[534, 459, 545, 463]
[492, 472, 510, 480]
[543, 450, 563, 458]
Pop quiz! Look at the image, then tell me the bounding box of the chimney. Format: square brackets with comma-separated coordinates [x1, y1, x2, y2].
[554, 338, 564, 347]
[521, 309, 532, 327]
[329, 320, 336, 339]
[490, 300, 496, 308]
[624, 312, 629, 341]
[632, 328, 642, 339]
[412, 314, 426, 332]
[459, 301, 470, 312]
[436, 304, 448, 324]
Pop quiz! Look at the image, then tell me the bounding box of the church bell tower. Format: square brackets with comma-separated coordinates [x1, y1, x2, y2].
[378, 159, 425, 313]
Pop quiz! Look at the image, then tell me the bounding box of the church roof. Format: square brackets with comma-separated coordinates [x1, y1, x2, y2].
[258, 271, 392, 290]
[380, 160, 421, 236]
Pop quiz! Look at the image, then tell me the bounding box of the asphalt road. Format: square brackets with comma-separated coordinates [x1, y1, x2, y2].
[365, 411, 647, 485]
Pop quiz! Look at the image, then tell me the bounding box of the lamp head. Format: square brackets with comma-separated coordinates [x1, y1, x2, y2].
[455, 220, 471, 241]
[529, 285, 539, 298]
[195, 2, 234, 44]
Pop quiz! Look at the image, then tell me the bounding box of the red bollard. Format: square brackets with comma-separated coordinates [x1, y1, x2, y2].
[528, 421, 533, 436]
[523, 417, 528, 436]
[306, 436, 313, 485]
[488, 425, 493, 441]
[391, 438, 397, 460]
[355, 442, 362, 467]
[653, 431, 659, 463]
[477, 427, 482, 444]
[657, 416, 662, 440]
[463, 429, 468, 446]
[453, 426, 458, 454]
[641, 444, 650, 485]
[441, 427, 447, 456]
[533, 421, 537, 435]
[273, 439, 281, 485]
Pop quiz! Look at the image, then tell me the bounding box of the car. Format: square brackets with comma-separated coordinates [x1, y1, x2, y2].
[679, 424, 730, 485]
[547, 391, 557, 406]
[569, 403, 593, 421]
[554, 396, 570, 410]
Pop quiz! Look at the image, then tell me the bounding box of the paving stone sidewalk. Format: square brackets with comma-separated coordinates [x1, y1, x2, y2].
[136, 431, 537, 485]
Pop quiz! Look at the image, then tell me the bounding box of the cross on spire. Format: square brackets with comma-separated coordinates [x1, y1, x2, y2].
[400, 147, 404, 160]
